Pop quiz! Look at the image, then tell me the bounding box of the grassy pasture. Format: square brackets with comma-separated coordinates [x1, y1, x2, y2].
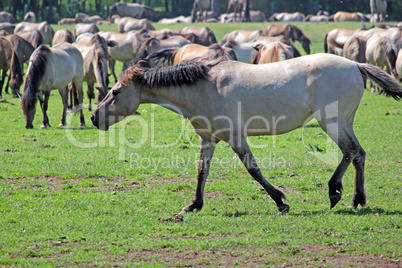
[0, 21, 401, 267]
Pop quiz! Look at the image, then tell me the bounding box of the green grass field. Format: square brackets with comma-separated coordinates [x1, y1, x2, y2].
[0, 21, 401, 267]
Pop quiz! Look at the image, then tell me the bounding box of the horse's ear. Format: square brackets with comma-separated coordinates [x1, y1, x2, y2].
[107, 40, 117, 47]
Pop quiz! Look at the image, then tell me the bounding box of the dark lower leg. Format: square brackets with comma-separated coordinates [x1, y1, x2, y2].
[350, 149, 367, 208]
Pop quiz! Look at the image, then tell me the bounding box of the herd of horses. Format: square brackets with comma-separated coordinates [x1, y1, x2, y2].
[0, 7, 402, 213]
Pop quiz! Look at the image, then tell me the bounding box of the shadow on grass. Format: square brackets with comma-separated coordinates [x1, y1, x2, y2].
[333, 207, 402, 216]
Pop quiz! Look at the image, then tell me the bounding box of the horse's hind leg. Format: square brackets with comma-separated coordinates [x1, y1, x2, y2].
[230, 137, 289, 212]
[59, 87, 68, 127]
[181, 137, 218, 214]
[109, 59, 117, 84]
[87, 83, 95, 112]
[73, 80, 85, 128]
[38, 90, 51, 128]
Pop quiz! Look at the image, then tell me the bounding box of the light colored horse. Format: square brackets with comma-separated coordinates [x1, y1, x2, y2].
[52, 29, 75, 46]
[251, 36, 302, 57]
[304, 15, 329, 22]
[109, 2, 154, 19]
[74, 34, 111, 111]
[21, 43, 85, 129]
[396, 49, 402, 79]
[24, 12, 36, 23]
[136, 36, 191, 62]
[14, 22, 54, 45]
[343, 35, 368, 88]
[366, 35, 397, 78]
[329, 12, 367, 22]
[74, 13, 102, 24]
[91, 54, 402, 214]
[269, 12, 305, 22]
[180, 26, 217, 46]
[191, 0, 210, 22]
[144, 43, 237, 67]
[117, 17, 155, 33]
[249, 10, 266, 22]
[362, 27, 402, 52]
[221, 40, 255, 63]
[0, 38, 23, 98]
[324, 28, 364, 54]
[74, 23, 99, 37]
[265, 24, 311, 54]
[220, 30, 264, 44]
[158, 16, 192, 24]
[0, 12, 15, 23]
[226, 0, 250, 22]
[249, 42, 293, 64]
[370, 0, 387, 23]
[17, 30, 44, 49]
[99, 31, 145, 82]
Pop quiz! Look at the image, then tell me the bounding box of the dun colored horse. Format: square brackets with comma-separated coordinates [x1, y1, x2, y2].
[52, 29, 75, 46]
[0, 38, 23, 98]
[265, 24, 311, 54]
[180, 26, 217, 46]
[92, 54, 402, 214]
[136, 36, 191, 63]
[17, 29, 44, 49]
[220, 29, 264, 44]
[21, 43, 85, 129]
[226, 0, 250, 22]
[222, 40, 256, 63]
[268, 12, 305, 22]
[14, 22, 54, 45]
[249, 41, 293, 64]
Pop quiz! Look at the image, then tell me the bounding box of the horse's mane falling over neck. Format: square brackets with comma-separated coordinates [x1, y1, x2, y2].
[118, 60, 211, 89]
[21, 45, 49, 112]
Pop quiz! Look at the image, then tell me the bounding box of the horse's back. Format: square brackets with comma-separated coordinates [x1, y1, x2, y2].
[50, 43, 83, 87]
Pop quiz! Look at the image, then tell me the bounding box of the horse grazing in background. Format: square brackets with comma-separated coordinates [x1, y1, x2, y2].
[220, 30, 264, 44]
[144, 43, 237, 67]
[180, 26, 217, 46]
[74, 12, 102, 24]
[191, 0, 210, 22]
[14, 22, 54, 45]
[226, 0, 250, 22]
[265, 24, 311, 54]
[251, 36, 302, 58]
[222, 40, 255, 63]
[74, 23, 99, 37]
[91, 54, 402, 214]
[0, 38, 23, 98]
[268, 12, 305, 22]
[73, 34, 111, 111]
[52, 29, 75, 46]
[249, 42, 293, 64]
[329, 12, 367, 22]
[117, 17, 155, 33]
[17, 30, 43, 49]
[21, 43, 85, 129]
[109, 2, 154, 19]
[324, 28, 364, 53]
[343, 35, 368, 88]
[370, 0, 387, 23]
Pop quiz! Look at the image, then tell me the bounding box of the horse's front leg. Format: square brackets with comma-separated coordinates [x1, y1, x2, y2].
[181, 138, 218, 214]
[39, 90, 51, 128]
[59, 87, 68, 127]
[87, 83, 95, 112]
[0, 69, 6, 98]
[74, 81, 86, 128]
[231, 137, 289, 213]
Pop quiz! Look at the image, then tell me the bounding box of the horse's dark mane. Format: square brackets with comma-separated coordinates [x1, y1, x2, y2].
[145, 48, 178, 67]
[119, 60, 210, 88]
[21, 45, 49, 111]
[136, 37, 159, 61]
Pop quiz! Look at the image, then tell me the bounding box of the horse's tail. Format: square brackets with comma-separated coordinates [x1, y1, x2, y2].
[324, 33, 329, 53]
[21, 45, 49, 112]
[145, 48, 178, 67]
[379, 37, 398, 77]
[357, 63, 402, 100]
[10, 50, 23, 97]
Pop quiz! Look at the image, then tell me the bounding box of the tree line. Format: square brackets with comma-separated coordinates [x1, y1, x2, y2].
[2, 0, 401, 23]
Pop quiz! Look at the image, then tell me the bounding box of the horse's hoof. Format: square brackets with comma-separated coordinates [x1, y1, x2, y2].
[329, 194, 342, 209]
[278, 204, 290, 213]
[40, 125, 47, 129]
[58, 123, 65, 127]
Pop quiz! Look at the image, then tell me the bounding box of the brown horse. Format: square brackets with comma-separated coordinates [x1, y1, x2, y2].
[74, 34, 111, 111]
[226, 0, 250, 22]
[52, 29, 75, 46]
[0, 38, 23, 98]
[92, 54, 402, 214]
[136, 36, 191, 62]
[220, 30, 264, 45]
[144, 43, 237, 68]
[58, 18, 76, 25]
[251, 36, 302, 57]
[3, 34, 35, 66]
[249, 42, 293, 64]
[21, 43, 85, 129]
[17, 30, 44, 49]
[180, 26, 217, 46]
[265, 24, 311, 54]
[329, 12, 367, 22]
[14, 22, 54, 45]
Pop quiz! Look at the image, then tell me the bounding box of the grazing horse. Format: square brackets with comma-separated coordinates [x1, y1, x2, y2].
[370, 0, 387, 23]
[329, 12, 367, 22]
[52, 29, 75, 46]
[304, 15, 329, 22]
[249, 42, 293, 64]
[180, 26, 217, 46]
[324, 28, 364, 53]
[0, 38, 23, 98]
[252, 36, 302, 57]
[222, 40, 256, 63]
[343, 35, 367, 64]
[58, 18, 76, 25]
[21, 43, 85, 129]
[99, 31, 146, 83]
[265, 24, 311, 54]
[117, 17, 155, 33]
[145, 43, 237, 67]
[74, 23, 99, 37]
[91, 54, 402, 214]
[191, 0, 210, 22]
[73, 34, 110, 111]
[3, 35, 35, 66]
[366, 35, 397, 81]
[220, 30, 264, 45]
[74, 13, 102, 24]
[268, 12, 305, 22]
[136, 36, 191, 63]
[109, 2, 154, 19]
[14, 22, 54, 45]
[226, 0, 250, 22]
[24, 12, 36, 23]
[17, 30, 44, 49]
[396, 49, 402, 80]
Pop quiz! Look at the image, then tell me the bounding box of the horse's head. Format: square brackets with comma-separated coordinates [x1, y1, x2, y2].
[301, 36, 311, 54]
[92, 66, 144, 131]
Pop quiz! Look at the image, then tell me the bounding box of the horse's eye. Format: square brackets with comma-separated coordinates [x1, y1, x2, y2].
[112, 90, 119, 96]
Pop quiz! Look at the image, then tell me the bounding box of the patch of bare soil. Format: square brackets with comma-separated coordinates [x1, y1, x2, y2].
[110, 245, 400, 267]
[158, 214, 184, 223]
